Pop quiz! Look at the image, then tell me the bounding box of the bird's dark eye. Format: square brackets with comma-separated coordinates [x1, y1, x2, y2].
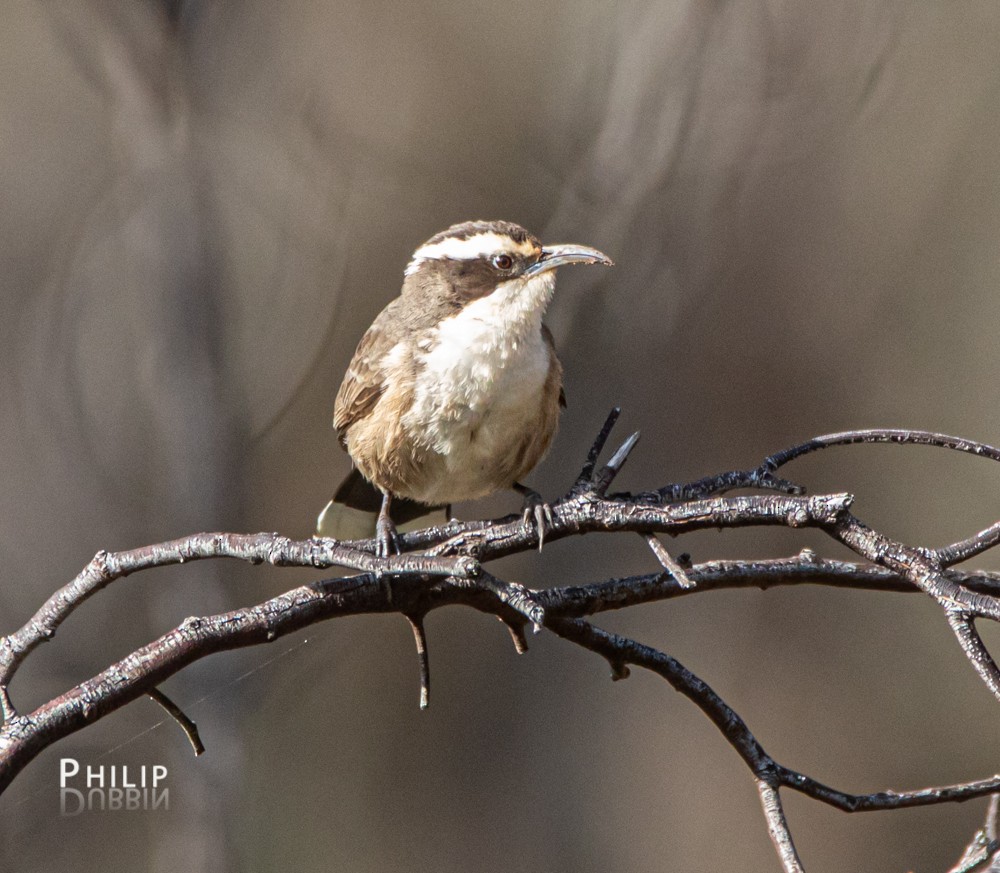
[492, 253, 514, 271]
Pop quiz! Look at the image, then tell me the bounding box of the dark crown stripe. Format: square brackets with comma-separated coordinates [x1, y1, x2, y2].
[422, 220, 535, 248]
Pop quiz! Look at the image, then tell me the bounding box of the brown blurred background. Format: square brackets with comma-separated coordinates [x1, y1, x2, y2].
[3, 2, 1000, 870]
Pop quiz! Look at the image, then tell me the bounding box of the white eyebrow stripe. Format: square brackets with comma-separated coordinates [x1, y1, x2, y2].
[409, 232, 538, 264]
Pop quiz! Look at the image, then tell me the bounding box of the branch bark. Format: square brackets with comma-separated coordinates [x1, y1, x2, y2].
[4, 416, 1000, 871]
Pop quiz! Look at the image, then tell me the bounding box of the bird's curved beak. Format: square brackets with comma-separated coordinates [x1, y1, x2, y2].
[525, 243, 614, 277]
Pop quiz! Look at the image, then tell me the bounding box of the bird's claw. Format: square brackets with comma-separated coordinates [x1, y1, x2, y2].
[375, 515, 401, 558]
[520, 489, 555, 550]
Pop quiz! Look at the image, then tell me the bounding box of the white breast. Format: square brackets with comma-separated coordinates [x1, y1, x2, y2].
[401, 272, 556, 504]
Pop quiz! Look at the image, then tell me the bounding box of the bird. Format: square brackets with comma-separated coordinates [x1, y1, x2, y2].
[320, 219, 613, 556]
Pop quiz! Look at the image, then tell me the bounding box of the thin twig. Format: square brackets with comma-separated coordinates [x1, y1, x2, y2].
[572, 407, 621, 490]
[147, 687, 204, 755]
[987, 794, 1000, 842]
[946, 612, 1000, 702]
[642, 533, 694, 589]
[758, 782, 805, 873]
[936, 521, 1000, 568]
[546, 615, 1000, 814]
[405, 615, 431, 711]
[763, 429, 1000, 472]
[656, 467, 806, 502]
[499, 616, 530, 655]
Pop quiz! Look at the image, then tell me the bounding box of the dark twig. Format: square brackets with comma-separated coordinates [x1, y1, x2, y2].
[571, 407, 621, 491]
[547, 615, 1000, 816]
[147, 687, 205, 756]
[657, 428, 1000, 506]
[545, 617, 776, 775]
[763, 428, 1000, 472]
[534, 556, 1000, 618]
[656, 467, 806, 503]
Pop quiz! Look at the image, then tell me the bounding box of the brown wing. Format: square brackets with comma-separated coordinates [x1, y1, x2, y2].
[333, 318, 394, 446]
[541, 324, 567, 408]
[334, 291, 450, 446]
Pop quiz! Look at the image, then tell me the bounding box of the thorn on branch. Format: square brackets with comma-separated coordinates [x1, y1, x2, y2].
[498, 616, 530, 655]
[593, 431, 640, 496]
[405, 614, 431, 711]
[147, 687, 204, 756]
[643, 534, 695, 589]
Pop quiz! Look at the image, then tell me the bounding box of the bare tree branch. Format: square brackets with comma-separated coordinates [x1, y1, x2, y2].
[0, 532, 476, 712]
[5, 413, 1000, 871]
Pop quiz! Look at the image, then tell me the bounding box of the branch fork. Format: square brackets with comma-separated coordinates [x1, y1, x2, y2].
[4, 411, 1000, 873]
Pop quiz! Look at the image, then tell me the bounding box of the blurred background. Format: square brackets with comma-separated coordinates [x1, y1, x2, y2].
[2, 2, 1000, 870]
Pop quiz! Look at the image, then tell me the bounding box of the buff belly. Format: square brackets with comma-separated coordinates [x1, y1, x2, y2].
[400, 382, 558, 505]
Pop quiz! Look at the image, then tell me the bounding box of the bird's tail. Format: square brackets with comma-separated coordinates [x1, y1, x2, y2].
[316, 468, 446, 539]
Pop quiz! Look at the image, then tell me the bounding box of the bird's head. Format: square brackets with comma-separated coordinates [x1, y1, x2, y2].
[402, 220, 613, 317]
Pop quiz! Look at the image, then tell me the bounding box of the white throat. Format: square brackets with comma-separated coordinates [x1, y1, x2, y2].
[403, 270, 557, 478]
[470, 270, 555, 341]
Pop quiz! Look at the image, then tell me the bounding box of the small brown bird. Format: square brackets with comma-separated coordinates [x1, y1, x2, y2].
[322, 220, 613, 556]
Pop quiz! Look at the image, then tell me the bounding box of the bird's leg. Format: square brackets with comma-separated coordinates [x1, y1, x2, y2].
[512, 482, 555, 550]
[376, 491, 401, 557]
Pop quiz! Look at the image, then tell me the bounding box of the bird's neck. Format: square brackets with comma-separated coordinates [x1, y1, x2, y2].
[462, 271, 555, 346]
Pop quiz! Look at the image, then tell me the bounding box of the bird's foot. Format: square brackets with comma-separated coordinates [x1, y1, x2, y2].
[375, 514, 401, 558]
[517, 486, 555, 551]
